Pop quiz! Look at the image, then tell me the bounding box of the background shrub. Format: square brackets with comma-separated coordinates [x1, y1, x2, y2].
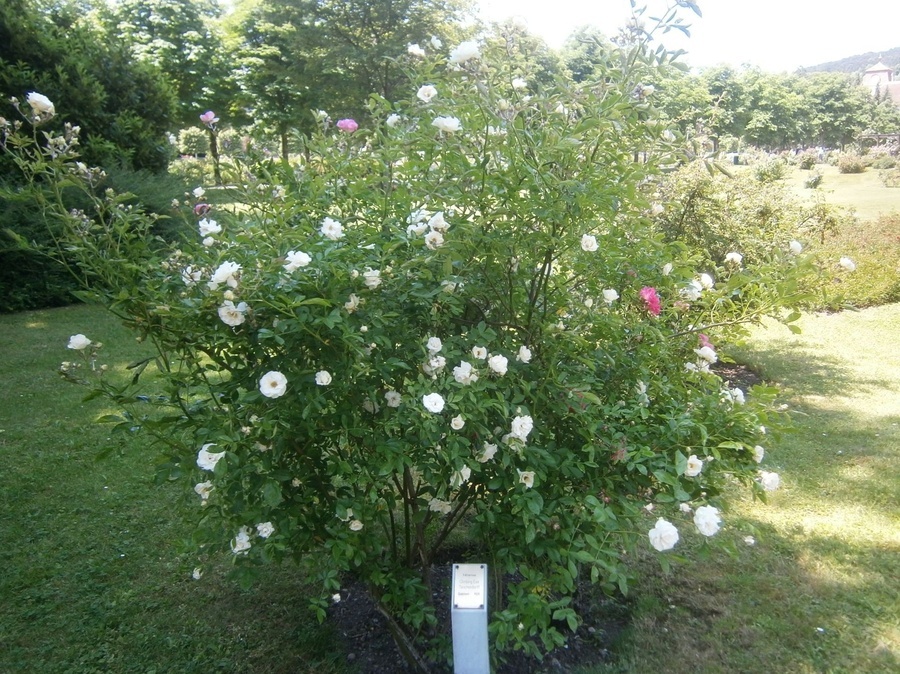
[753, 157, 788, 182]
[837, 155, 867, 174]
[797, 151, 817, 170]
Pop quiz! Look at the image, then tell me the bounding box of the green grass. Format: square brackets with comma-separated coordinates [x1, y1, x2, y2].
[591, 304, 900, 673]
[784, 164, 900, 222]
[3, 302, 899, 673]
[0, 305, 345, 673]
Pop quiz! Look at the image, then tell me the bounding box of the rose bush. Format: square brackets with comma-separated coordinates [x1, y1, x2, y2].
[4, 14, 799, 666]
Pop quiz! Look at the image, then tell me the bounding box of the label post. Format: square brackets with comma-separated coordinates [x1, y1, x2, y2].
[451, 563, 490, 674]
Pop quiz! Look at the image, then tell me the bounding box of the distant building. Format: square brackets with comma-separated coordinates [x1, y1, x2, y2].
[863, 61, 900, 106]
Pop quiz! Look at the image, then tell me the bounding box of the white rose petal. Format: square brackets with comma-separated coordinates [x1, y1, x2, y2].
[408, 43, 425, 57]
[471, 346, 487, 360]
[581, 234, 599, 252]
[753, 445, 765, 463]
[430, 36, 442, 49]
[510, 415, 533, 441]
[386, 113, 401, 127]
[725, 252, 743, 266]
[198, 218, 221, 237]
[517, 470, 535, 489]
[759, 470, 781, 491]
[363, 268, 382, 289]
[450, 415, 465, 430]
[602, 289, 619, 305]
[695, 346, 718, 364]
[27, 91, 55, 116]
[839, 257, 856, 272]
[648, 518, 679, 551]
[259, 371, 288, 398]
[429, 498, 452, 514]
[662, 262, 674, 276]
[256, 522, 275, 538]
[424, 230, 445, 249]
[385, 390, 402, 407]
[699, 273, 715, 290]
[517, 345, 532, 363]
[218, 300, 248, 327]
[194, 481, 214, 501]
[450, 465, 472, 488]
[315, 370, 332, 386]
[789, 240, 803, 255]
[349, 519, 364, 531]
[511, 77, 527, 90]
[693, 505, 722, 537]
[453, 361, 478, 385]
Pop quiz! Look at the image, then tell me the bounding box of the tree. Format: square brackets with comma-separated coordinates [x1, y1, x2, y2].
[235, 0, 474, 159]
[104, 0, 236, 128]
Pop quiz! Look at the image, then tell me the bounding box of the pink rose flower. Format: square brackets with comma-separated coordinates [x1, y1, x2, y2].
[698, 333, 712, 349]
[640, 286, 661, 316]
[199, 111, 219, 125]
[336, 119, 359, 133]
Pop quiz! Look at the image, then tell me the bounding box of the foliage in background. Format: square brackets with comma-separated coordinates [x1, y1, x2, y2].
[2, 6, 813, 667]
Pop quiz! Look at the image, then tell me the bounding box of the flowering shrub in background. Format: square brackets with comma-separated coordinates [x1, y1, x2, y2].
[4, 10, 801, 664]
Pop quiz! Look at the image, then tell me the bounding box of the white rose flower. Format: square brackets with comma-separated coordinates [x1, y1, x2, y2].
[386, 113, 401, 127]
[517, 470, 535, 489]
[197, 443, 226, 471]
[256, 521, 275, 538]
[453, 361, 478, 385]
[684, 454, 704, 477]
[789, 240, 803, 255]
[209, 261, 241, 290]
[554, 103, 569, 115]
[432, 116, 461, 133]
[753, 445, 765, 463]
[449, 40, 480, 64]
[407, 43, 425, 57]
[231, 526, 252, 554]
[839, 256, 856, 272]
[584, 297, 594, 308]
[662, 262, 674, 276]
[695, 346, 718, 364]
[320, 217, 344, 240]
[602, 289, 619, 305]
[699, 273, 715, 289]
[511, 77, 527, 90]
[744, 535, 756, 546]
[218, 300, 248, 327]
[488, 354, 508, 375]
[693, 505, 722, 537]
[424, 230, 444, 249]
[384, 390, 402, 407]
[510, 415, 533, 441]
[202, 236, 215, 247]
[680, 280, 703, 301]
[471, 346, 487, 360]
[259, 371, 288, 398]
[422, 392, 445, 413]
[344, 294, 361, 313]
[581, 234, 599, 252]
[198, 218, 221, 237]
[427, 211, 449, 232]
[192, 567, 203, 580]
[648, 518, 679, 551]
[731, 388, 746, 404]
[477, 443, 498, 463]
[194, 481, 214, 501]
[759, 470, 780, 491]
[182, 266, 202, 286]
[332, 593, 342, 603]
[679, 502, 693, 513]
[349, 519, 364, 531]
[283, 250, 312, 272]
[428, 498, 452, 514]
[363, 268, 382, 289]
[450, 415, 465, 430]
[450, 465, 472, 488]
[430, 35, 442, 49]
[193, 186, 205, 199]
[67, 334, 91, 350]
[417, 84, 438, 102]
[315, 370, 332, 386]
[27, 92, 55, 117]
[517, 345, 532, 363]
[426, 336, 443, 354]
[423, 355, 446, 376]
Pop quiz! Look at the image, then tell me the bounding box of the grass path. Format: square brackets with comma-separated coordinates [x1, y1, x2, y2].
[597, 304, 900, 673]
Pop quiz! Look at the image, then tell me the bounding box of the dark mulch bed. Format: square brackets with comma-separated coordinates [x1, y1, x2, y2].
[329, 566, 627, 674]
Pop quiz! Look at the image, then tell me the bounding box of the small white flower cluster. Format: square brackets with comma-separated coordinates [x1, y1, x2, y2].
[685, 344, 717, 374]
[229, 521, 276, 555]
[407, 209, 451, 249]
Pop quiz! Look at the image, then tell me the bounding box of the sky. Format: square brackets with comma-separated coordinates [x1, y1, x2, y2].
[476, 0, 900, 72]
